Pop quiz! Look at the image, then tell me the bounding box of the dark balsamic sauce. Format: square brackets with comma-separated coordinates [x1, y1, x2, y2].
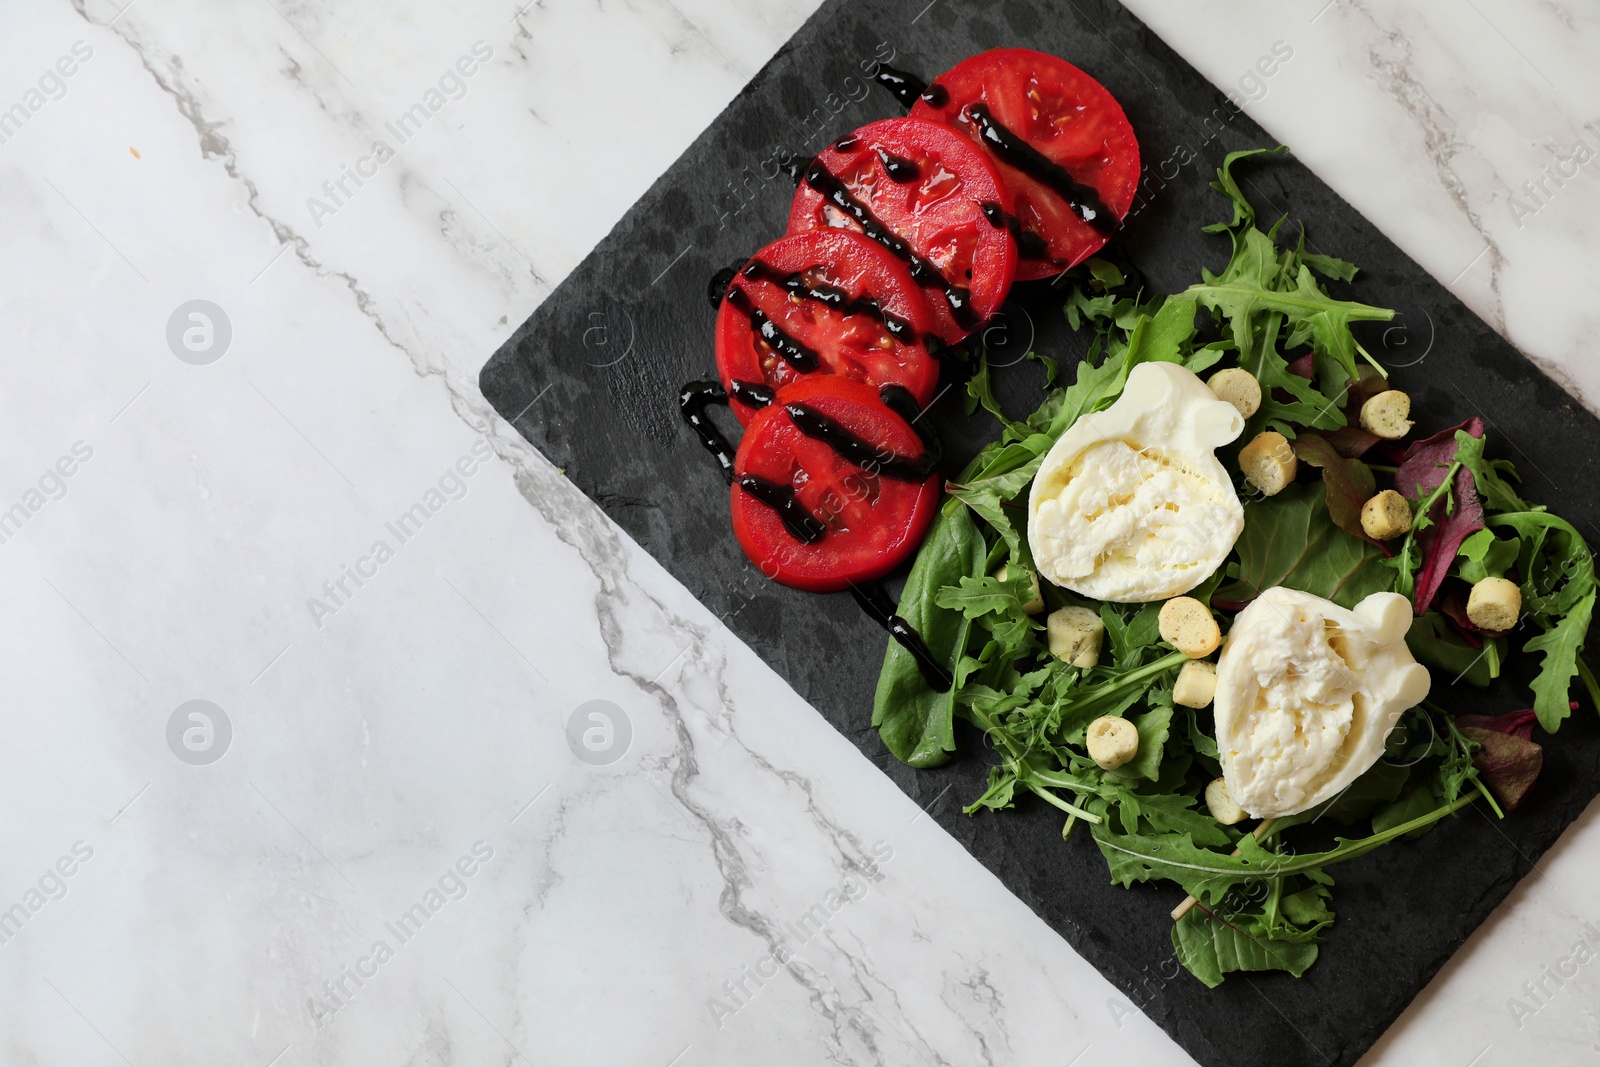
[980, 201, 1051, 259]
[727, 379, 775, 409]
[737, 473, 826, 544]
[739, 260, 917, 346]
[877, 383, 942, 465]
[678, 381, 736, 484]
[873, 65, 927, 109]
[851, 582, 953, 691]
[875, 146, 921, 183]
[802, 160, 980, 332]
[707, 256, 748, 310]
[784, 402, 933, 482]
[872, 66, 948, 110]
[967, 104, 1118, 238]
[724, 285, 821, 372]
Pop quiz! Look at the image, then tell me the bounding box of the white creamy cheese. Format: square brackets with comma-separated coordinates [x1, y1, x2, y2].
[1214, 587, 1433, 819]
[1027, 362, 1245, 602]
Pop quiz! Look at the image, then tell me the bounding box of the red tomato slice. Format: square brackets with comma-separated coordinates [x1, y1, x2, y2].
[731, 376, 941, 592]
[911, 48, 1139, 281]
[713, 229, 939, 425]
[787, 117, 1017, 345]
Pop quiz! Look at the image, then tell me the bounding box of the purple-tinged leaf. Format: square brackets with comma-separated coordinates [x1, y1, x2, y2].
[1394, 419, 1486, 613]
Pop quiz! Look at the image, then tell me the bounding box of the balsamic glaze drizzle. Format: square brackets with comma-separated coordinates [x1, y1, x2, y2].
[874, 65, 927, 109]
[801, 160, 980, 332]
[724, 285, 821, 372]
[727, 379, 775, 409]
[875, 146, 921, 183]
[737, 473, 826, 544]
[877, 383, 942, 466]
[980, 200, 1051, 260]
[739, 260, 917, 345]
[874, 65, 949, 109]
[851, 582, 953, 692]
[967, 104, 1118, 238]
[707, 257, 748, 311]
[784, 402, 932, 482]
[678, 381, 736, 484]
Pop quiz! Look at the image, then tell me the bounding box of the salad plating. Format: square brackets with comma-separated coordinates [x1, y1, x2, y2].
[678, 46, 1595, 987]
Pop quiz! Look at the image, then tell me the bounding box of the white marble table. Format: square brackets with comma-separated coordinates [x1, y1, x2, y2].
[4, 1, 1597, 1064]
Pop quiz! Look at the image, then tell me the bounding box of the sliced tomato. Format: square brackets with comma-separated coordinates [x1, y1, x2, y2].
[787, 118, 1017, 345]
[713, 229, 939, 425]
[731, 376, 940, 592]
[911, 48, 1139, 281]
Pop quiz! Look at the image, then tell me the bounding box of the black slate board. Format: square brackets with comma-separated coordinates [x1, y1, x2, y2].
[480, 2, 1600, 1063]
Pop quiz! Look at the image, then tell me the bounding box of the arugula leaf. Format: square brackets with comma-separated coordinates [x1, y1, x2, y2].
[964, 354, 1025, 435]
[1523, 596, 1594, 732]
[1204, 147, 1287, 234]
[1455, 528, 1521, 584]
[1101, 603, 1163, 670]
[1027, 348, 1060, 387]
[1129, 791, 1233, 847]
[872, 507, 985, 766]
[1453, 430, 1533, 513]
[936, 573, 1042, 663]
[1126, 294, 1199, 366]
[1297, 242, 1359, 283]
[1490, 512, 1595, 617]
[1093, 793, 1478, 905]
[1108, 701, 1173, 782]
[1485, 512, 1597, 729]
[1214, 483, 1391, 609]
[936, 574, 1036, 620]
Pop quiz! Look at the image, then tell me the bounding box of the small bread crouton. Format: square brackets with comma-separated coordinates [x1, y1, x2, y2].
[1173, 660, 1218, 708]
[1207, 368, 1263, 419]
[1359, 390, 1413, 440]
[1360, 489, 1413, 540]
[1086, 715, 1139, 771]
[1159, 596, 1222, 658]
[1239, 431, 1297, 496]
[1467, 576, 1522, 632]
[1048, 606, 1104, 668]
[1206, 778, 1246, 825]
[996, 563, 1045, 615]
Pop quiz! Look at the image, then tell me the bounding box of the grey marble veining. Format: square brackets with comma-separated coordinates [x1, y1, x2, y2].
[0, 0, 1596, 1064]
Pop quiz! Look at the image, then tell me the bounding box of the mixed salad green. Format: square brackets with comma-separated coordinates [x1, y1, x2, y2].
[872, 148, 1597, 986]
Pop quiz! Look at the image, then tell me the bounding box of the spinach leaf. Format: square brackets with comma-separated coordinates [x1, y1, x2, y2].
[1214, 482, 1391, 608]
[1404, 614, 1496, 688]
[1173, 905, 1322, 988]
[872, 507, 985, 766]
